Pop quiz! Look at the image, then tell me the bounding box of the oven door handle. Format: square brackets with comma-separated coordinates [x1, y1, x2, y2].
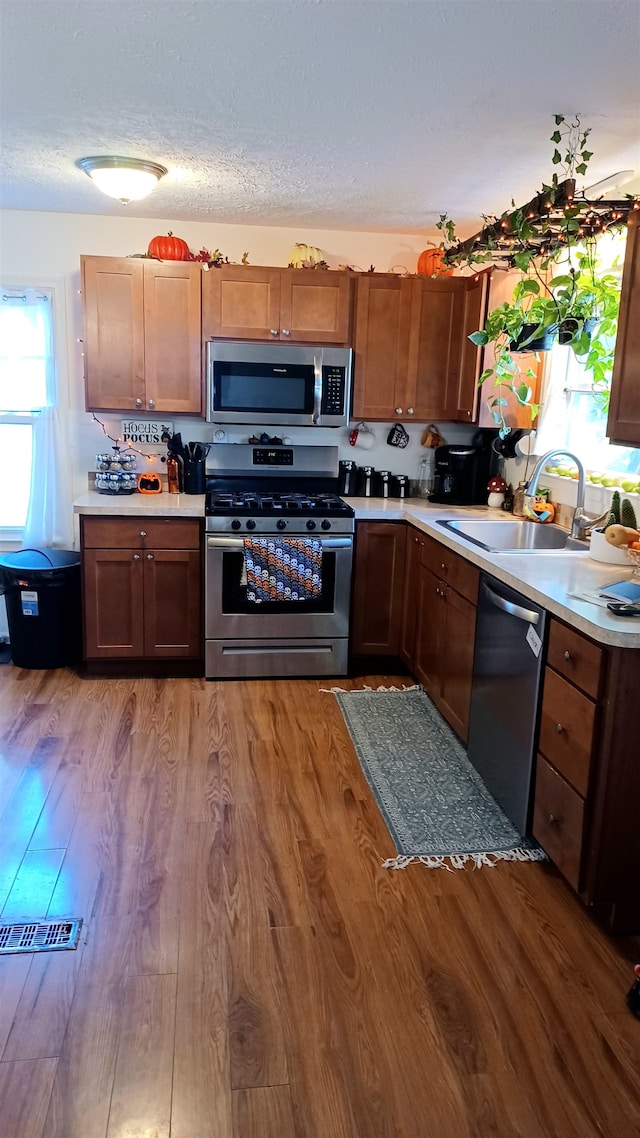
[206, 536, 352, 550]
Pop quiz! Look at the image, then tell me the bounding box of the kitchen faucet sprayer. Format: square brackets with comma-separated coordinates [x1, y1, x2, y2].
[525, 450, 607, 539]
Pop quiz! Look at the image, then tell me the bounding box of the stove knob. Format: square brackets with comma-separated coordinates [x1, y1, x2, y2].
[306, 519, 317, 531]
[321, 520, 331, 531]
[277, 519, 287, 530]
[231, 519, 241, 531]
[246, 519, 256, 530]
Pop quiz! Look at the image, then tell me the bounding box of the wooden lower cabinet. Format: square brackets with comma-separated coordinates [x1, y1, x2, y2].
[399, 527, 424, 667]
[351, 522, 407, 655]
[413, 559, 477, 742]
[81, 517, 202, 663]
[532, 615, 640, 933]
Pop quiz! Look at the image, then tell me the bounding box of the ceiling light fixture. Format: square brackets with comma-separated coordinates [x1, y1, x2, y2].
[76, 156, 168, 203]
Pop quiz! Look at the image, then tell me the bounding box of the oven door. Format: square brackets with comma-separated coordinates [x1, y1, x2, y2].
[205, 534, 353, 640]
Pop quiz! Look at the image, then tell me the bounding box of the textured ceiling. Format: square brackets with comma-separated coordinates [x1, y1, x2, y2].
[1, 0, 639, 234]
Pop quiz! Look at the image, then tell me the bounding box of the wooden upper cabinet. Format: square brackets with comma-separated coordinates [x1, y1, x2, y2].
[82, 256, 202, 414]
[82, 257, 145, 411]
[353, 275, 414, 420]
[202, 266, 282, 340]
[143, 262, 203, 413]
[353, 272, 488, 423]
[280, 270, 352, 343]
[202, 265, 352, 344]
[607, 211, 640, 446]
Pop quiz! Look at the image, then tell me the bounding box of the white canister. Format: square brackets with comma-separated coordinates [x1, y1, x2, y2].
[588, 528, 630, 565]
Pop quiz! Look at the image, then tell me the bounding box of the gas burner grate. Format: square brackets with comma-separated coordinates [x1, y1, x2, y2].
[0, 917, 83, 955]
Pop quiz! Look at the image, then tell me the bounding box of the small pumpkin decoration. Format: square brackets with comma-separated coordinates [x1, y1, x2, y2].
[416, 247, 453, 277]
[147, 231, 190, 261]
[288, 242, 325, 269]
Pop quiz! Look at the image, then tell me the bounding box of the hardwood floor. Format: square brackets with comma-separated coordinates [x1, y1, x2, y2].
[0, 664, 638, 1137]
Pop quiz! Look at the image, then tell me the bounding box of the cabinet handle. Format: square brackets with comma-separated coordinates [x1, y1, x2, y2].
[281, 329, 291, 336]
[563, 650, 572, 661]
[146, 553, 154, 560]
[135, 398, 143, 407]
[441, 562, 447, 571]
[140, 531, 147, 538]
[132, 553, 141, 561]
[548, 813, 558, 825]
[407, 407, 414, 415]
[270, 329, 278, 336]
[555, 723, 564, 734]
[395, 407, 403, 414]
[148, 399, 155, 410]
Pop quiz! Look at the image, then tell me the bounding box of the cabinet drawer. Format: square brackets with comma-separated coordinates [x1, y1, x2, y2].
[420, 535, 479, 604]
[547, 619, 603, 699]
[539, 668, 595, 797]
[82, 516, 201, 550]
[533, 756, 585, 891]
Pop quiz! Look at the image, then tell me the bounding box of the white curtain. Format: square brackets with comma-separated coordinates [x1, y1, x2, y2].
[2, 289, 74, 550]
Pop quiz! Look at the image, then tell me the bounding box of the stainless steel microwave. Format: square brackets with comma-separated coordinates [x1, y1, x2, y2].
[206, 342, 353, 427]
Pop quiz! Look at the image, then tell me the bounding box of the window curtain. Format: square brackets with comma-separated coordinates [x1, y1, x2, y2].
[5, 290, 74, 550]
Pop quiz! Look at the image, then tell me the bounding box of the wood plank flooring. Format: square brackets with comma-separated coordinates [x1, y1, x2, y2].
[0, 664, 639, 1137]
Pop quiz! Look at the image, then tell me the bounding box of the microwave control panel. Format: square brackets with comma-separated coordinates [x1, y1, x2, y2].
[320, 366, 346, 416]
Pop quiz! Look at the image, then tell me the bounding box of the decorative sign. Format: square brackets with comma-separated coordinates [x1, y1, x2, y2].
[121, 420, 173, 445]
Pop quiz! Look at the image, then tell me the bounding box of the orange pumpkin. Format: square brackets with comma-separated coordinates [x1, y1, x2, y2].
[147, 231, 190, 261]
[416, 247, 453, 277]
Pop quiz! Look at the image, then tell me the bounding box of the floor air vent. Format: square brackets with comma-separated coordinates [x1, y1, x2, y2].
[0, 918, 83, 955]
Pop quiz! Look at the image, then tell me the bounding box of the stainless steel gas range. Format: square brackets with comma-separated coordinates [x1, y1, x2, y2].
[204, 444, 354, 678]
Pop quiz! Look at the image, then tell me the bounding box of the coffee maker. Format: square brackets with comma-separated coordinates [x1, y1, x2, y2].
[428, 437, 495, 505]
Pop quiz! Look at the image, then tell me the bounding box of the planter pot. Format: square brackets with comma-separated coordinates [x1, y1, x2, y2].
[558, 317, 597, 346]
[588, 527, 630, 565]
[509, 323, 558, 353]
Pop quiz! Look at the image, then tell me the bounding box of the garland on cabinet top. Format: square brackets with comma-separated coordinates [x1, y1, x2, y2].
[433, 115, 639, 433]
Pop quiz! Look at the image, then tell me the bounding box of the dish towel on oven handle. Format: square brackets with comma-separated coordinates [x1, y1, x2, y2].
[243, 536, 322, 603]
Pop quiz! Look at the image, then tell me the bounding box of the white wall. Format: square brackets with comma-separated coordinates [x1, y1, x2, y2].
[0, 208, 477, 534]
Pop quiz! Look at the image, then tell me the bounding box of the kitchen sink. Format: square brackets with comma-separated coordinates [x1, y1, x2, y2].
[436, 518, 588, 553]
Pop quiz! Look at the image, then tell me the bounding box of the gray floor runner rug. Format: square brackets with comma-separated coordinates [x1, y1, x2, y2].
[330, 685, 546, 870]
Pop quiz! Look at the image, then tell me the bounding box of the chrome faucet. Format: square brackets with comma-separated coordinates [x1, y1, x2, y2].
[525, 449, 598, 539]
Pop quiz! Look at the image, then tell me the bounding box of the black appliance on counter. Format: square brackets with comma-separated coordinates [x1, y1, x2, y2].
[390, 474, 409, 499]
[428, 431, 497, 505]
[338, 459, 357, 496]
[373, 470, 391, 499]
[355, 465, 375, 497]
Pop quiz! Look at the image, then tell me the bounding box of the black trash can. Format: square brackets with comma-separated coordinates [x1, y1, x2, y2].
[0, 548, 82, 669]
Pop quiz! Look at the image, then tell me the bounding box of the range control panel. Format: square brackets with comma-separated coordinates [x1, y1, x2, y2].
[252, 448, 294, 466]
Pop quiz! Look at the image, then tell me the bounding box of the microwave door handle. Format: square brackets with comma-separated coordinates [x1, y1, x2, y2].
[312, 355, 322, 424]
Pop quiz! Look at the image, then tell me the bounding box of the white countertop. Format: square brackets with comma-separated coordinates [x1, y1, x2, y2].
[73, 490, 640, 648]
[73, 491, 206, 517]
[347, 497, 640, 648]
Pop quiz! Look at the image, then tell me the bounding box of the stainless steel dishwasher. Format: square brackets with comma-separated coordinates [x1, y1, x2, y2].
[467, 574, 547, 835]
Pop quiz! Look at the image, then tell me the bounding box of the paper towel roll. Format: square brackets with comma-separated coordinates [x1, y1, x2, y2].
[515, 431, 537, 457]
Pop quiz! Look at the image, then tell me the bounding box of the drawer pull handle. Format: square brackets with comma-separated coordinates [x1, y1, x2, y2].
[563, 650, 572, 661]
[140, 531, 147, 538]
[555, 723, 564, 734]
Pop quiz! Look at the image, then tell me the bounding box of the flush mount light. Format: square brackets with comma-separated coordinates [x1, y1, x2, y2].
[76, 156, 168, 203]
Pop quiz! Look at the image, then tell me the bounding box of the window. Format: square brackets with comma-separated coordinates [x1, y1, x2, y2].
[0, 289, 55, 531]
[535, 231, 640, 490]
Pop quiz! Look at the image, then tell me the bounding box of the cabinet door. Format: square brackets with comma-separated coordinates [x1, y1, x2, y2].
[83, 548, 144, 657]
[439, 585, 477, 743]
[350, 522, 407, 655]
[607, 211, 640, 445]
[454, 270, 492, 422]
[352, 275, 414, 420]
[413, 563, 444, 700]
[399, 527, 424, 668]
[202, 266, 282, 340]
[143, 262, 202, 414]
[82, 257, 145, 411]
[143, 549, 202, 658]
[279, 270, 352, 344]
[408, 276, 467, 420]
